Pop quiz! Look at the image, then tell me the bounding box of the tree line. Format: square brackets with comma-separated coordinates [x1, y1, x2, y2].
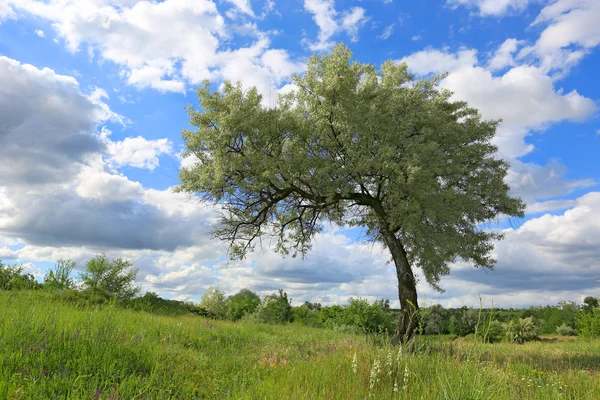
[2, 256, 599, 341]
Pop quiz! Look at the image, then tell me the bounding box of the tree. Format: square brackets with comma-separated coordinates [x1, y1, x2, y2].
[44, 259, 76, 290]
[257, 290, 293, 324]
[177, 44, 524, 342]
[79, 254, 139, 300]
[0, 260, 39, 290]
[200, 286, 227, 319]
[583, 296, 599, 312]
[226, 288, 260, 320]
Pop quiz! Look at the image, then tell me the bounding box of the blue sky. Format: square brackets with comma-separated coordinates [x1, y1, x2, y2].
[0, 0, 598, 308]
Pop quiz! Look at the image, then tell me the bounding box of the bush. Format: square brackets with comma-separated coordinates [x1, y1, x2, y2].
[504, 317, 539, 344]
[200, 287, 227, 319]
[0, 261, 39, 290]
[556, 323, 577, 336]
[576, 308, 600, 338]
[43, 259, 75, 290]
[480, 319, 504, 343]
[256, 290, 293, 324]
[293, 304, 321, 327]
[226, 289, 261, 321]
[79, 254, 139, 300]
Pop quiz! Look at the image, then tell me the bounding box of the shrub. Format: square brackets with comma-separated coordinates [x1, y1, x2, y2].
[256, 290, 293, 324]
[480, 320, 504, 343]
[576, 308, 600, 338]
[226, 289, 261, 321]
[43, 259, 76, 290]
[504, 317, 539, 344]
[293, 304, 321, 327]
[79, 254, 139, 300]
[0, 261, 39, 290]
[200, 287, 227, 319]
[556, 323, 577, 336]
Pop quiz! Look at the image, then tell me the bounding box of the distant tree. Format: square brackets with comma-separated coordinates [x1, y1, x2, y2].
[200, 287, 227, 319]
[257, 290, 293, 324]
[583, 296, 599, 312]
[0, 260, 39, 290]
[79, 254, 139, 300]
[226, 288, 261, 321]
[178, 44, 524, 342]
[448, 316, 460, 336]
[43, 259, 76, 290]
[423, 304, 446, 335]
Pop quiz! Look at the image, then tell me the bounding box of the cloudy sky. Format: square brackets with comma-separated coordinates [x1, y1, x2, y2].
[0, 0, 599, 308]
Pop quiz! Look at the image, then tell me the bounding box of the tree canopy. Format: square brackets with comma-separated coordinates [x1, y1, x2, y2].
[178, 44, 524, 341]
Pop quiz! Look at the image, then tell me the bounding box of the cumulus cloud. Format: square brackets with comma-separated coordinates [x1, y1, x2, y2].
[400, 48, 478, 75]
[303, 0, 368, 51]
[7, 0, 300, 100]
[0, 56, 109, 185]
[225, 0, 255, 17]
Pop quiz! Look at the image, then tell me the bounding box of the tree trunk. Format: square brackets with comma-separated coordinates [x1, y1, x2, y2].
[380, 228, 419, 344]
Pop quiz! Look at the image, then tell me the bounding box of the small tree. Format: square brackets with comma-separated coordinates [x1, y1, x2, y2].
[504, 317, 539, 344]
[257, 290, 293, 324]
[0, 260, 39, 290]
[200, 287, 227, 319]
[226, 288, 260, 320]
[44, 259, 76, 290]
[178, 44, 524, 342]
[583, 296, 599, 312]
[79, 254, 139, 300]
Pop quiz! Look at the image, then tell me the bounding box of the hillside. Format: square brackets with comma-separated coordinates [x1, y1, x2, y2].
[1, 291, 600, 399]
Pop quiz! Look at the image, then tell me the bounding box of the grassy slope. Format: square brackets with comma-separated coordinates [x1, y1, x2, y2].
[1, 291, 599, 399]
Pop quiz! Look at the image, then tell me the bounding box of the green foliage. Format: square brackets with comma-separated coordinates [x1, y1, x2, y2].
[480, 320, 505, 343]
[43, 259, 75, 290]
[556, 323, 577, 337]
[422, 304, 447, 335]
[523, 301, 579, 334]
[124, 291, 196, 316]
[292, 303, 321, 327]
[3, 290, 600, 399]
[582, 296, 599, 312]
[200, 286, 227, 319]
[226, 288, 261, 321]
[576, 308, 600, 338]
[504, 317, 540, 344]
[0, 260, 39, 290]
[79, 254, 139, 300]
[177, 43, 525, 344]
[256, 290, 293, 324]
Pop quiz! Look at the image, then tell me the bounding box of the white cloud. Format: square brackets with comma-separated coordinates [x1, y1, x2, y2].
[0, 0, 15, 21]
[488, 38, 523, 70]
[447, 0, 533, 16]
[106, 136, 172, 170]
[341, 7, 367, 43]
[34, 28, 44, 37]
[524, 0, 600, 72]
[303, 0, 367, 51]
[377, 23, 394, 40]
[8, 0, 300, 99]
[400, 48, 478, 75]
[439, 63, 596, 158]
[225, 0, 254, 17]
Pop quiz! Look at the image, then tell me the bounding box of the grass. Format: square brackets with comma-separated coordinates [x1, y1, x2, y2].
[1, 291, 599, 399]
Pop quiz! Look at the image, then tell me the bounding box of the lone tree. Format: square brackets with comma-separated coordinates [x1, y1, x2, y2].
[178, 44, 524, 342]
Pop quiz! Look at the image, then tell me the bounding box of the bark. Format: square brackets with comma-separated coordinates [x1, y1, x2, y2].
[380, 228, 419, 344]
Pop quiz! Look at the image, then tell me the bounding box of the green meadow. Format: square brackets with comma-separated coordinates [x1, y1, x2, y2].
[1, 290, 599, 399]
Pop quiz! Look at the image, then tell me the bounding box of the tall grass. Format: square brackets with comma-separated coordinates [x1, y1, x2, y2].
[1, 291, 599, 399]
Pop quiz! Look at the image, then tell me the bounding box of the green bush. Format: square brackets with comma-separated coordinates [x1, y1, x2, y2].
[0, 260, 40, 290]
[43, 259, 75, 290]
[293, 304, 321, 327]
[556, 323, 577, 336]
[480, 319, 504, 343]
[504, 317, 539, 344]
[200, 286, 227, 319]
[576, 308, 600, 338]
[226, 289, 261, 321]
[256, 290, 293, 324]
[79, 254, 139, 300]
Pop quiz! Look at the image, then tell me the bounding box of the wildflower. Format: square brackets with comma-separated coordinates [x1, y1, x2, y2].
[352, 352, 358, 375]
[402, 364, 409, 391]
[385, 349, 393, 377]
[396, 346, 403, 363]
[393, 379, 398, 393]
[369, 359, 381, 391]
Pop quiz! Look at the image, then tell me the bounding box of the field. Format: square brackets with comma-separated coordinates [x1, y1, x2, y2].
[1, 291, 599, 399]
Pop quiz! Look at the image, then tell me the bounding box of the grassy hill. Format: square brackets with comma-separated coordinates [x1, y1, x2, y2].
[1, 291, 599, 399]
